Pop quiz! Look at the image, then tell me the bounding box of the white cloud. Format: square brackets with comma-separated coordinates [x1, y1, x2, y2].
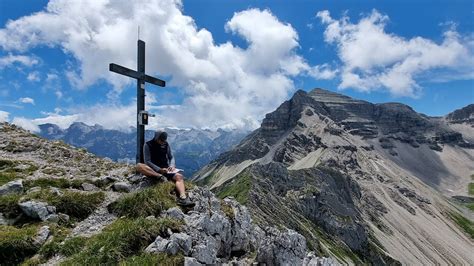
[11, 93, 169, 131]
[308, 63, 338, 79]
[316, 9, 474, 97]
[11, 117, 40, 132]
[27, 71, 41, 82]
[0, 54, 38, 69]
[0, 110, 9, 122]
[18, 97, 35, 105]
[0, 0, 332, 130]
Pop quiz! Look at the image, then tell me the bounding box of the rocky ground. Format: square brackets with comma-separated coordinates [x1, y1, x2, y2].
[0, 122, 335, 265]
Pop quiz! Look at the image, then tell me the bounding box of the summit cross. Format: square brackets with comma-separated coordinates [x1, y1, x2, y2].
[109, 39, 166, 164]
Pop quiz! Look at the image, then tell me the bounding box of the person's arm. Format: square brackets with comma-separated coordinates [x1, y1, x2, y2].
[143, 144, 164, 174]
[167, 145, 176, 168]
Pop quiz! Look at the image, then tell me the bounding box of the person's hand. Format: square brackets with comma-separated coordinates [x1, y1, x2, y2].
[167, 166, 175, 172]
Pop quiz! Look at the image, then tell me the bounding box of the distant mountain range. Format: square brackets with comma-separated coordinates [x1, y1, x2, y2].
[37, 122, 248, 176]
[194, 88, 474, 264]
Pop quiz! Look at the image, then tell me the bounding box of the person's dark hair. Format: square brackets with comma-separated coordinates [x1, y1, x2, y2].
[154, 131, 168, 142]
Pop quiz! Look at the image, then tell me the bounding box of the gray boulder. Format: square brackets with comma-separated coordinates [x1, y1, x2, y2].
[171, 233, 192, 255]
[113, 181, 132, 192]
[191, 235, 218, 264]
[0, 179, 23, 195]
[146, 233, 193, 256]
[19, 200, 57, 221]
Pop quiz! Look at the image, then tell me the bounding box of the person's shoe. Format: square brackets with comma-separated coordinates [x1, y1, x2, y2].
[177, 196, 195, 207]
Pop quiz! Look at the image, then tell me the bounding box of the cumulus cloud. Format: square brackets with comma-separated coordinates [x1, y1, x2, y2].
[0, 54, 38, 69]
[0, 110, 9, 122]
[18, 97, 35, 105]
[316, 10, 474, 97]
[0, 0, 332, 130]
[27, 71, 41, 82]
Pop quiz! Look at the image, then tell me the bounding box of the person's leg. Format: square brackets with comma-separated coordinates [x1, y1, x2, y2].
[136, 163, 160, 177]
[172, 173, 186, 198]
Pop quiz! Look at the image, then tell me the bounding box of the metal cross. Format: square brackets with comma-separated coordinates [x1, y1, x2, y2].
[109, 39, 166, 164]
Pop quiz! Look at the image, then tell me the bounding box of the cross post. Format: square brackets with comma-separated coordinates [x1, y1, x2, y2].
[109, 40, 166, 164]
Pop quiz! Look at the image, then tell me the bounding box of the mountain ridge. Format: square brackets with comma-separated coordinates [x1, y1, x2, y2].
[37, 122, 248, 176]
[193, 87, 474, 264]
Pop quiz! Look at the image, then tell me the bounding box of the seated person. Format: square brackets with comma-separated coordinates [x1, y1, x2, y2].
[136, 130, 195, 207]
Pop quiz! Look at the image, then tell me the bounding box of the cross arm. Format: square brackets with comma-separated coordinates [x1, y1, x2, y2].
[109, 63, 141, 79]
[109, 63, 165, 87]
[144, 75, 165, 87]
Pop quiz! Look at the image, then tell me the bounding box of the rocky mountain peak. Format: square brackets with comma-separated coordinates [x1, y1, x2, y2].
[194, 88, 474, 265]
[446, 104, 474, 124]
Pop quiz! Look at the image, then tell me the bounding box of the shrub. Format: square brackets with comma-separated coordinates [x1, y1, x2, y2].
[0, 225, 39, 265]
[109, 182, 176, 218]
[62, 217, 183, 265]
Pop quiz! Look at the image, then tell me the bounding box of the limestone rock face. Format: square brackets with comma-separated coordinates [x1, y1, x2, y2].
[256, 227, 307, 266]
[144, 187, 319, 265]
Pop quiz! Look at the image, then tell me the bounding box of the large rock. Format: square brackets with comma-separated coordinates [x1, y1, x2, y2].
[19, 200, 57, 221]
[191, 235, 218, 264]
[145, 233, 192, 256]
[256, 227, 307, 265]
[113, 181, 132, 192]
[0, 179, 23, 195]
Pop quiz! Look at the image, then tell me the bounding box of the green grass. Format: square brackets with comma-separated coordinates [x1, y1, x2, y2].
[0, 193, 23, 219]
[0, 172, 18, 186]
[0, 225, 40, 265]
[468, 183, 474, 196]
[58, 236, 87, 257]
[449, 211, 474, 239]
[216, 172, 251, 205]
[119, 252, 184, 266]
[61, 217, 183, 265]
[0, 159, 38, 185]
[26, 189, 105, 220]
[108, 182, 177, 218]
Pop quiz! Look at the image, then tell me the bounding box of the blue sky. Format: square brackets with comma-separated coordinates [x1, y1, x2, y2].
[0, 0, 473, 131]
